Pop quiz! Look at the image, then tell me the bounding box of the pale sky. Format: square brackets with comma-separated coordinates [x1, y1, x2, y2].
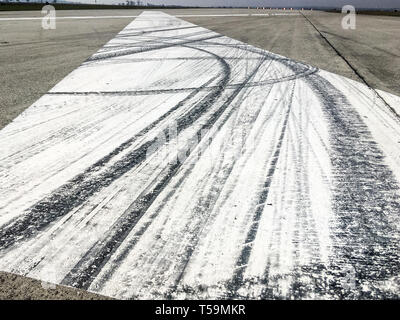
[88, 0, 400, 9]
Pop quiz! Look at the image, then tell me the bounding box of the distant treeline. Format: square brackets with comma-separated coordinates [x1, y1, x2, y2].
[0, 2, 194, 11]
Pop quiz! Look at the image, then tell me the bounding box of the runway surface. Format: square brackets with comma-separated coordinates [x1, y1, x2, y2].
[1, 11, 400, 299]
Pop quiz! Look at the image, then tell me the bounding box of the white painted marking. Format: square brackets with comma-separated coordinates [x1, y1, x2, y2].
[0, 11, 399, 300]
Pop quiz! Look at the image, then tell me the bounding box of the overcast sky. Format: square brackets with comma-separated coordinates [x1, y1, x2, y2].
[91, 0, 400, 8]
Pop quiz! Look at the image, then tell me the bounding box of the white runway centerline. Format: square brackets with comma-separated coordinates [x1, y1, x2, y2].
[0, 11, 400, 299]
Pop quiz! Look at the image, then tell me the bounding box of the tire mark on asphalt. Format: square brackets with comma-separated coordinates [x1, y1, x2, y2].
[228, 51, 400, 298]
[221, 50, 400, 298]
[95, 67, 272, 297]
[90, 41, 286, 296]
[86, 34, 223, 62]
[83, 38, 308, 296]
[0, 95, 182, 215]
[197, 40, 318, 78]
[100, 29, 215, 54]
[64, 46, 273, 293]
[46, 70, 315, 97]
[228, 81, 296, 297]
[303, 73, 400, 298]
[60, 44, 232, 289]
[0, 94, 171, 164]
[164, 60, 271, 295]
[288, 101, 322, 299]
[0, 71, 219, 251]
[114, 25, 200, 38]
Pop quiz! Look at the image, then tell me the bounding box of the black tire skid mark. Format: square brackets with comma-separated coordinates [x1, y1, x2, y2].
[0, 95, 180, 213]
[157, 81, 297, 300]
[75, 56, 278, 73]
[226, 62, 400, 299]
[86, 34, 224, 63]
[273, 82, 333, 186]
[289, 100, 319, 249]
[60, 44, 232, 289]
[287, 98, 322, 299]
[90, 28, 219, 66]
[193, 89, 285, 263]
[85, 42, 288, 296]
[252, 127, 292, 300]
[0, 95, 156, 167]
[122, 33, 399, 298]
[257, 116, 294, 300]
[130, 105, 249, 297]
[166, 63, 294, 298]
[217, 40, 400, 298]
[88, 44, 318, 297]
[225, 97, 309, 300]
[114, 25, 200, 38]
[0, 68, 220, 251]
[287, 110, 304, 279]
[79, 32, 318, 91]
[0, 85, 213, 275]
[54, 44, 314, 97]
[115, 28, 214, 43]
[47, 69, 315, 97]
[269, 118, 293, 297]
[226, 81, 296, 298]
[92, 87, 284, 296]
[87, 29, 318, 88]
[244, 73, 400, 300]
[63, 46, 274, 293]
[295, 73, 400, 299]
[57, 55, 318, 97]
[116, 24, 193, 35]
[160, 63, 272, 297]
[69, 38, 312, 296]
[198, 43, 319, 88]
[85, 57, 265, 63]
[292, 102, 324, 243]
[96, 29, 214, 58]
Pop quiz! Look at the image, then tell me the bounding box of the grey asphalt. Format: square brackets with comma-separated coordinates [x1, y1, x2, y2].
[0, 8, 399, 130]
